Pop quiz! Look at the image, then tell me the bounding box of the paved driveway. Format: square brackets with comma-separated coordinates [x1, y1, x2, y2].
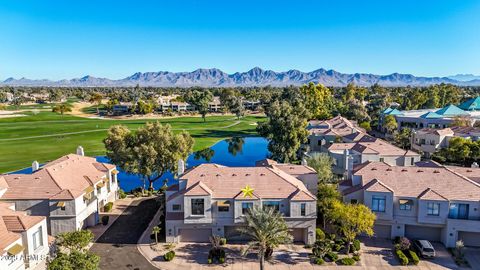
[361, 237, 462, 269]
[90, 197, 159, 270]
[465, 248, 480, 270]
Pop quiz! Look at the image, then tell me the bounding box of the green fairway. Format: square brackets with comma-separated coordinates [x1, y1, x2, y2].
[0, 111, 265, 173]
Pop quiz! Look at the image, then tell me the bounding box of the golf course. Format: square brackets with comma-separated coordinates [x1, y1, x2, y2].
[0, 108, 265, 173]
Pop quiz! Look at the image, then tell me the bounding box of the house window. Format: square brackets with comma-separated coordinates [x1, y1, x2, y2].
[350, 199, 358, 204]
[191, 199, 204, 215]
[263, 201, 280, 212]
[379, 158, 385, 162]
[448, 203, 469, 220]
[300, 203, 306, 216]
[410, 158, 414, 166]
[242, 202, 253, 215]
[371, 195, 386, 212]
[427, 202, 440, 216]
[399, 199, 413, 211]
[32, 226, 43, 250]
[172, 204, 181, 211]
[217, 201, 230, 212]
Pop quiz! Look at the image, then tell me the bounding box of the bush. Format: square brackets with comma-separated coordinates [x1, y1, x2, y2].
[219, 257, 225, 264]
[397, 237, 411, 251]
[119, 189, 127, 199]
[101, 215, 109, 225]
[353, 239, 361, 252]
[314, 257, 324, 265]
[164, 250, 175, 261]
[104, 202, 113, 212]
[219, 238, 227, 246]
[338, 257, 356, 265]
[326, 252, 338, 262]
[133, 191, 141, 197]
[408, 250, 420, 265]
[328, 233, 336, 240]
[353, 254, 361, 261]
[316, 228, 325, 240]
[207, 258, 213, 264]
[395, 249, 409, 265]
[333, 244, 342, 252]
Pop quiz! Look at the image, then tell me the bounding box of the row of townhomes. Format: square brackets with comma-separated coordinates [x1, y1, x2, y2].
[380, 96, 480, 131]
[339, 161, 480, 248]
[165, 159, 318, 245]
[0, 147, 120, 269]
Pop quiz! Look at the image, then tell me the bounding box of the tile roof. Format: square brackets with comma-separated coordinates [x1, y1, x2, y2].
[172, 163, 316, 201]
[446, 166, 480, 184]
[308, 116, 363, 137]
[351, 162, 480, 201]
[329, 138, 420, 157]
[458, 97, 480, 111]
[435, 104, 468, 116]
[1, 154, 113, 200]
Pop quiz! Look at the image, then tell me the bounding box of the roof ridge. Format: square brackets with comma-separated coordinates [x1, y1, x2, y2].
[443, 166, 480, 188]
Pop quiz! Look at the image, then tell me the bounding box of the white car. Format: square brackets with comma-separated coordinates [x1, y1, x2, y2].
[413, 240, 436, 258]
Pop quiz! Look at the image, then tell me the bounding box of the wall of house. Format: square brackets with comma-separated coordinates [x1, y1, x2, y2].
[290, 201, 316, 218]
[0, 238, 25, 270]
[183, 195, 212, 224]
[417, 200, 449, 225]
[12, 200, 49, 218]
[49, 199, 76, 217]
[295, 173, 318, 195]
[23, 219, 49, 269]
[50, 216, 76, 236]
[364, 191, 394, 221]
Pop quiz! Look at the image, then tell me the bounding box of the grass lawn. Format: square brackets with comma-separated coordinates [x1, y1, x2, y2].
[0, 111, 265, 173]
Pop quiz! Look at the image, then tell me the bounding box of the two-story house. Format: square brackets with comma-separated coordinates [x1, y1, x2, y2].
[328, 137, 421, 175]
[340, 161, 480, 248]
[412, 126, 480, 157]
[0, 202, 50, 270]
[0, 147, 119, 236]
[165, 163, 317, 244]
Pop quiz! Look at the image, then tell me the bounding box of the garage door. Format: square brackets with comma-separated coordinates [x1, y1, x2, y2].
[458, 231, 480, 247]
[373, 224, 392, 239]
[291, 228, 305, 243]
[225, 226, 251, 242]
[179, 228, 211, 242]
[405, 225, 441, 242]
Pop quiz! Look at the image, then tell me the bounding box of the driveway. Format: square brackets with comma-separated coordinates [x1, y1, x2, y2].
[361, 237, 462, 269]
[90, 197, 159, 270]
[465, 248, 480, 270]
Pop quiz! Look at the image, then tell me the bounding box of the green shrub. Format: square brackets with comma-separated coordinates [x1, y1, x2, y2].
[314, 257, 324, 265]
[104, 202, 113, 212]
[326, 252, 338, 262]
[101, 215, 109, 225]
[328, 233, 336, 240]
[219, 238, 227, 246]
[133, 191, 141, 198]
[119, 189, 127, 199]
[219, 257, 225, 264]
[316, 228, 325, 240]
[164, 250, 175, 261]
[207, 258, 213, 264]
[353, 239, 361, 251]
[333, 244, 342, 252]
[353, 254, 360, 261]
[338, 257, 356, 265]
[395, 249, 409, 265]
[408, 250, 420, 265]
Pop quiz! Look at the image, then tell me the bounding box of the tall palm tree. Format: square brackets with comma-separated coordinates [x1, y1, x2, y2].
[238, 206, 293, 270]
[152, 226, 161, 244]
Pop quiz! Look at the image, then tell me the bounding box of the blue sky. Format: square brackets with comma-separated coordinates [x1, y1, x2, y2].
[1, 0, 479, 80]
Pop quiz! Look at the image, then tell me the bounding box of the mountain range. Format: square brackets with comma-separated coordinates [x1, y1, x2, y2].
[2, 68, 480, 87]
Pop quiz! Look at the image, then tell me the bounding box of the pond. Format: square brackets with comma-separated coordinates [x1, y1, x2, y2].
[98, 137, 270, 191]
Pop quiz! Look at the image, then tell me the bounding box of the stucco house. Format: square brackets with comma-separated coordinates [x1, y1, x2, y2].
[165, 163, 317, 244]
[340, 161, 480, 248]
[0, 202, 50, 270]
[0, 147, 119, 236]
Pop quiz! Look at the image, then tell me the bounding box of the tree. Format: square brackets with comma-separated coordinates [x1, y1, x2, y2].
[257, 100, 308, 163]
[48, 230, 99, 270]
[186, 90, 213, 122]
[359, 121, 372, 132]
[137, 99, 155, 114]
[104, 122, 194, 190]
[299, 82, 335, 119]
[105, 99, 119, 114]
[238, 206, 293, 270]
[88, 93, 103, 114]
[226, 137, 245, 156]
[306, 153, 335, 183]
[52, 103, 72, 116]
[330, 201, 376, 255]
[451, 116, 472, 127]
[316, 183, 341, 229]
[152, 226, 161, 244]
[383, 115, 398, 133]
[394, 128, 412, 149]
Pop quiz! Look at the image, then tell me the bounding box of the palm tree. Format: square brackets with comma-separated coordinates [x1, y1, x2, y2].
[238, 206, 293, 270]
[52, 103, 72, 116]
[152, 226, 161, 244]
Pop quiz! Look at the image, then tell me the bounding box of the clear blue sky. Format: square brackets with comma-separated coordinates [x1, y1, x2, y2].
[1, 0, 479, 80]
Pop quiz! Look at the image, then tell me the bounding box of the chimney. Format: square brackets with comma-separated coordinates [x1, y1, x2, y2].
[178, 159, 185, 176]
[32, 161, 39, 172]
[472, 162, 479, 168]
[76, 146, 84, 156]
[347, 154, 354, 180]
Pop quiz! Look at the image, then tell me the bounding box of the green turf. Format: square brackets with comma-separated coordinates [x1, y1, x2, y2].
[0, 111, 265, 173]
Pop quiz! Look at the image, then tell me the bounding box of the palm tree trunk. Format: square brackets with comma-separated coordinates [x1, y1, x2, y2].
[260, 255, 265, 270]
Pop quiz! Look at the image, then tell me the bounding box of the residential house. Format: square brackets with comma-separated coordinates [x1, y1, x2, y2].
[112, 102, 134, 115]
[165, 163, 317, 244]
[340, 162, 480, 247]
[243, 100, 261, 111]
[208, 97, 223, 112]
[306, 116, 364, 152]
[411, 126, 480, 157]
[327, 136, 421, 175]
[0, 202, 50, 270]
[0, 147, 119, 236]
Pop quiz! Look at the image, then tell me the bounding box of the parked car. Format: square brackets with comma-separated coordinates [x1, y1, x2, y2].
[413, 240, 436, 258]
